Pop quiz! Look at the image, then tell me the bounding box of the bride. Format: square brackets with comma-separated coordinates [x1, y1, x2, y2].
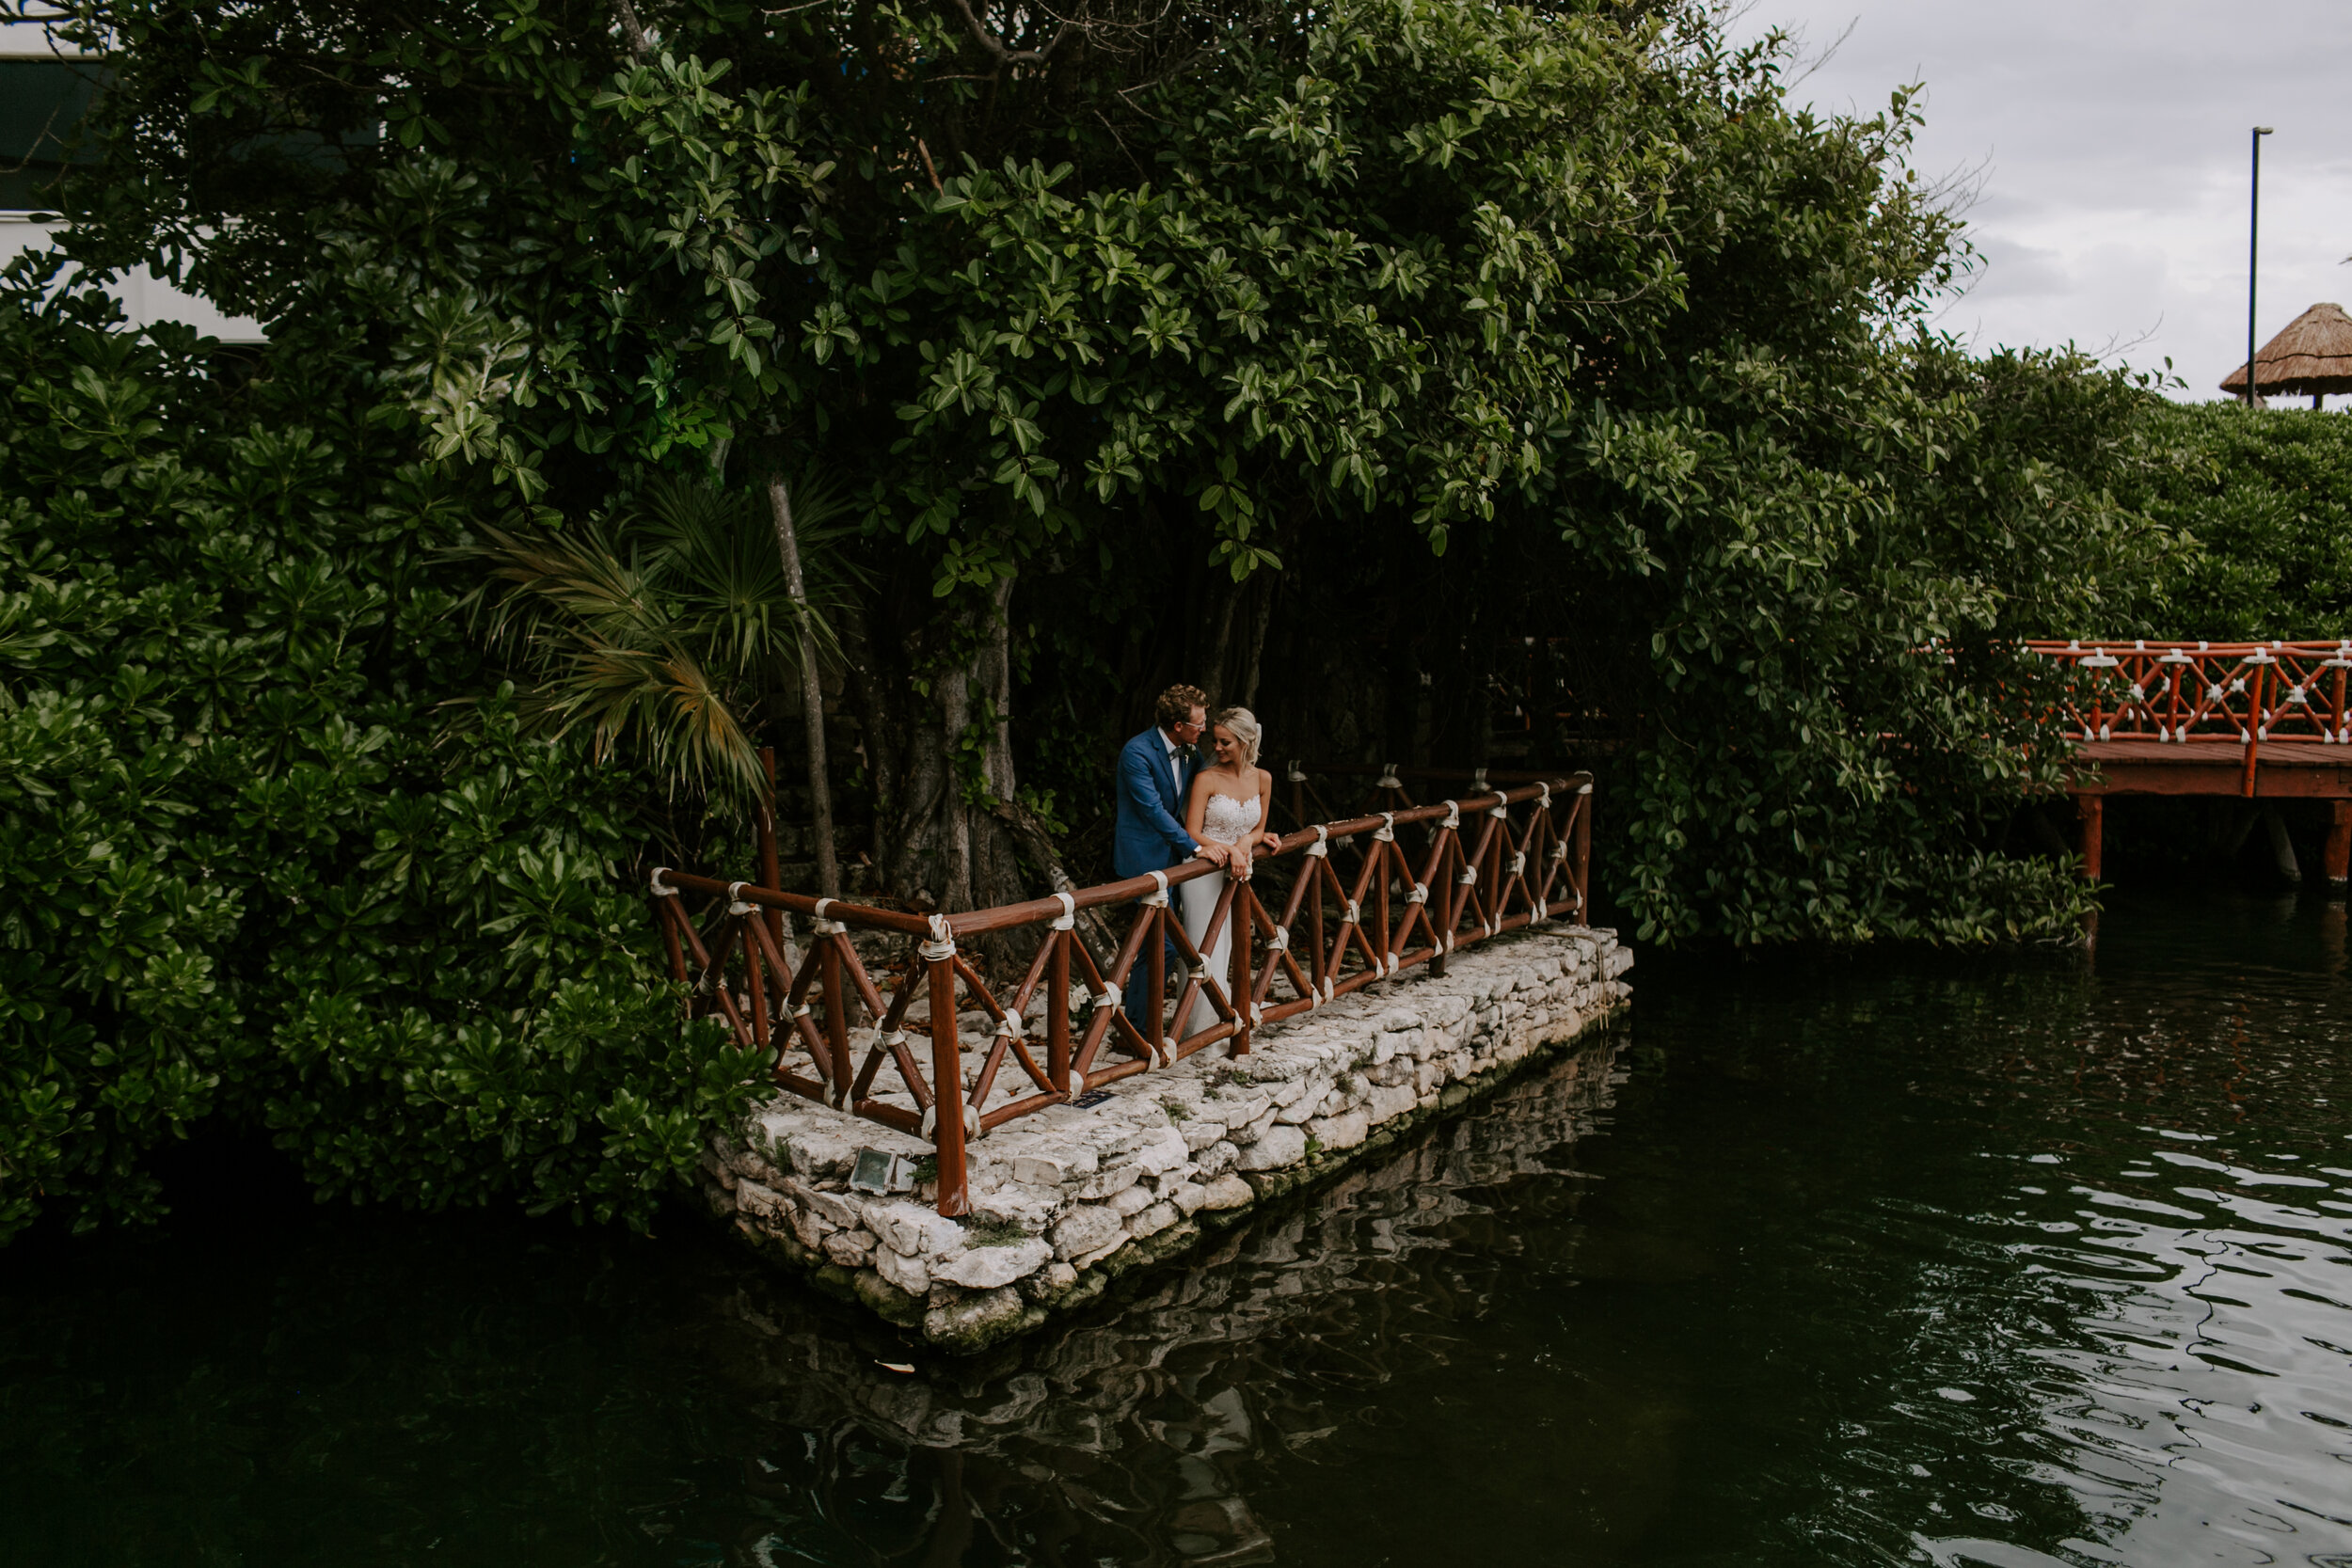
[1179, 707, 1282, 1038]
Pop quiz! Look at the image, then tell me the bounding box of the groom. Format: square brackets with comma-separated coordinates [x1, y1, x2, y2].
[1112, 684, 1229, 1040]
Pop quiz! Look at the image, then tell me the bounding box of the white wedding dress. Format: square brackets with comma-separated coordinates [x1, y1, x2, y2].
[1180, 791, 1261, 1037]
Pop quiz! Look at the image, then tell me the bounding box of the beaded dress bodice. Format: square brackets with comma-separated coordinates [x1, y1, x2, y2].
[1199, 791, 1262, 847]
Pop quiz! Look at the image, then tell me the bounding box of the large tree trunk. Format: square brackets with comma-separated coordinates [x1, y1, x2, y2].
[767, 473, 840, 899]
[844, 570, 1034, 971]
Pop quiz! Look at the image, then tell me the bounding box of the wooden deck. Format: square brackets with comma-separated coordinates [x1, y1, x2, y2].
[2067, 740, 2352, 888]
[2072, 739, 2352, 798]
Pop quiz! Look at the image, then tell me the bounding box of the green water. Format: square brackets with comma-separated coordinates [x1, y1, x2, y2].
[6, 891, 2350, 1566]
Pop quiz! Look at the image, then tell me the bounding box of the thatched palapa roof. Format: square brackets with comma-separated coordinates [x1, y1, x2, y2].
[2220, 301, 2352, 397]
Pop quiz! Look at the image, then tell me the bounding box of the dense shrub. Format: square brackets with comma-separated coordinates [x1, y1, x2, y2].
[2123, 402, 2352, 640]
[0, 265, 760, 1244]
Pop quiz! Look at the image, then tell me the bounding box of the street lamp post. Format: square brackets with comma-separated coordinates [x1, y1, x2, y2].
[2247, 125, 2275, 407]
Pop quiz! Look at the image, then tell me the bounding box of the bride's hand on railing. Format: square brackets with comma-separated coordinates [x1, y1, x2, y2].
[1259, 830, 1281, 854]
[1230, 845, 1253, 881]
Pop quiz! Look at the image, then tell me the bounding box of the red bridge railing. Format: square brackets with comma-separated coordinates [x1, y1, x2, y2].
[2027, 640, 2352, 795]
[650, 767, 1594, 1216]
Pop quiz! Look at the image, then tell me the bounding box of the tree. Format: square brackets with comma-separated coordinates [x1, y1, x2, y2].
[5, 0, 2171, 1241]
[0, 259, 764, 1243]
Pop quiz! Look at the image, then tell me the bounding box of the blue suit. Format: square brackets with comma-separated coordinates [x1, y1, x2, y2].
[1112, 727, 1200, 1037]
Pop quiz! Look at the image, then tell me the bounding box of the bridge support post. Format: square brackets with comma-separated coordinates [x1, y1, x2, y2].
[2327, 801, 2352, 895]
[928, 948, 970, 1217]
[2076, 794, 2104, 947]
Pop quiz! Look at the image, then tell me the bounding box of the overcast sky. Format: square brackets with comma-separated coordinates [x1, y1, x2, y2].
[1727, 1, 2352, 403]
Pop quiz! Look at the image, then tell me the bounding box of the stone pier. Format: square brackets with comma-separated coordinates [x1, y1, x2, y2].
[699, 925, 1632, 1352]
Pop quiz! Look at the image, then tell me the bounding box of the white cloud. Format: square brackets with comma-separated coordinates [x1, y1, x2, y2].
[1730, 0, 2352, 402]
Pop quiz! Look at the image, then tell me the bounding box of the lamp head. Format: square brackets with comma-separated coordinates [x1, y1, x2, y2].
[2255, 126, 2275, 135]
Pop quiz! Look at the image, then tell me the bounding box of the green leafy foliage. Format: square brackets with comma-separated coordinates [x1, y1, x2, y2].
[0, 263, 762, 1244]
[2121, 402, 2352, 640]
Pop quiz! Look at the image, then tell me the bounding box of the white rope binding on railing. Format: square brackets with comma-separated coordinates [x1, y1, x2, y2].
[1375, 761, 1402, 789]
[1406, 882, 1428, 904]
[649, 868, 679, 897]
[1264, 927, 1290, 952]
[726, 880, 756, 916]
[1439, 800, 1460, 831]
[918, 913, 956, 962]
[1305, 825, 1329, 858]
[921, 1102, 982, 1139]
[810, 896, 847, 937]
[1341, 899, 1361, 926]
[1507, 852, 1526, 877]
[1093, 982, 1121, 1010]
[1141, 869, 1170, 909]
[1457, 866, 1477, 886]
[1050, 891, 1076, 931]
[1374, 813, 1394, 843]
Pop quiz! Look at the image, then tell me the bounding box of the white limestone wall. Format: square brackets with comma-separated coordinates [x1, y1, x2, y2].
[700, 926, 1631, 1351]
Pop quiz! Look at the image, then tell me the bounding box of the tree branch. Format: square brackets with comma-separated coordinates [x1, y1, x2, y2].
[611, 0, 650, 60]
[946, 0, 1076, 69]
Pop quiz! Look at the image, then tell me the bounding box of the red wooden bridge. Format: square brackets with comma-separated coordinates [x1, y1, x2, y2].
[2028, 640, 2352, 889]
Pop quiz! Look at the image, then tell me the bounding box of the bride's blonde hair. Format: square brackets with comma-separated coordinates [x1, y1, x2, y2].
[1215, 706, 1263, 768]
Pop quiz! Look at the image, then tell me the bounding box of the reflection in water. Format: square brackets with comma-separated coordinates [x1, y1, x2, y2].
[3, 890, 2349, 1567]
[683, 1035, 1628, 1566]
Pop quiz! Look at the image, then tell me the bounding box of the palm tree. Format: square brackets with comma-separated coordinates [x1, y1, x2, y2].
[466, 474, 857, 828]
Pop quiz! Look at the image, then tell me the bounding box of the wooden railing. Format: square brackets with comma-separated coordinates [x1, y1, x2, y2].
[650, 767, 1594, 1216]
[2029, 640, 2352, 794]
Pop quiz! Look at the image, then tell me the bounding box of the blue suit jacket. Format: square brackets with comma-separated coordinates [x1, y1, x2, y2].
[1112, 727, 1200, 880]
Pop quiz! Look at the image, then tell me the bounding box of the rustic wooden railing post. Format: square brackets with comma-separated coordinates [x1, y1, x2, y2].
[1233, 883, 1254, 1055]
[924, 922, 970, 1216]
[819, 935, 849, 1104]
[742, 907, 771, 1053]
[1148, 899, 1168, 1062]
[1048, 926, 1073, 1091]
[1574, 782, 1593, 922]
[2326, 801, 2352, 894]
[2241, 658, 2267, 797]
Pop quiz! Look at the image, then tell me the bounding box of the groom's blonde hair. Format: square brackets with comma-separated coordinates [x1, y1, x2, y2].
[1154, 684, 1209, 729]
[1215, 707, 1263, 767]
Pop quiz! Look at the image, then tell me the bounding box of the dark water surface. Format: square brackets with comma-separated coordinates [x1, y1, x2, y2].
[7, 892, 2351, 1567]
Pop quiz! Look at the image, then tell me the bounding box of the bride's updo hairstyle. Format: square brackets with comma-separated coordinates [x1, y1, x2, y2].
[1216, 706, 1263, 768]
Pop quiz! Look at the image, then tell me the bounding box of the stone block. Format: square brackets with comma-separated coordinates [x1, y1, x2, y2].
[875, 1245, 930, 1296]
[807, 1188, 864, 1229]
[1130, 1126, 1189, 1177]
[933, 1238, 1053, 1290]
[787, 1203, 832, 1251]
[1051, 1203, 1125, 1259]
[1200, 1173, 1253, 1211]
[1367, 1084, 1417, 1124]
[1179, 1117, 1231, 1151]
[1108, 1183, 1154, 1218]
[736, 1180, 784, 1219]
[1236, 1123, 1307, 1171]
[924, 1285, 1028, 1350]
[1075, 1162, 1143, 1201]
[870, 1201, 962, 1258]
[1310, 1110, 1369, 1150]
[1129, 1200, 1181, 1239]
[823, 1228, 876, 1268]
[1195, 1140, 1238, 1176]
[1166, 1180, 1209, 1216]
[1011, 1154, 1069, 1186]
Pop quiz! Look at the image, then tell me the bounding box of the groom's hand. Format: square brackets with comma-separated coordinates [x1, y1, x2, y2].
[1194, 841, 1230, 866]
